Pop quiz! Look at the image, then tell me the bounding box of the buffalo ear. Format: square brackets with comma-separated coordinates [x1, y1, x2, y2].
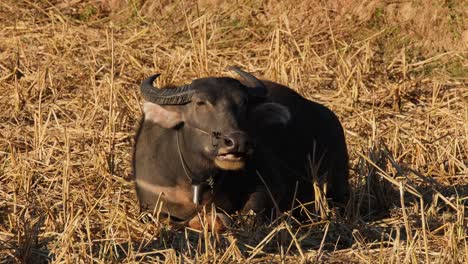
[250, 102, 291, 127]
[142, 102, 183, 128]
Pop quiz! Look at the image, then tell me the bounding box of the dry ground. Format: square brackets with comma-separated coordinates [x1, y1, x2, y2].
[0, 0, 467, 263]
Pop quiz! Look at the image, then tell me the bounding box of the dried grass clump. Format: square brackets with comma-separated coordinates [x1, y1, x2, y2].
[0, 0, 466, 263]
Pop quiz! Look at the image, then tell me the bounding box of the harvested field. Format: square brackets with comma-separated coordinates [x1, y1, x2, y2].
[0, 0, 467, 263]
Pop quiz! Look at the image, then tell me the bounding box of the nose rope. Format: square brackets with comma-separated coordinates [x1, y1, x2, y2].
[175, 122, 223, 184]
[184, 122, 248, 149]
[175, 123, 247, 205]
[183, 122, 228, 148]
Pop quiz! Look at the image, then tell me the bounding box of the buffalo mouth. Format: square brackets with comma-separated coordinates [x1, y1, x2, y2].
[214, 152, 246, 170]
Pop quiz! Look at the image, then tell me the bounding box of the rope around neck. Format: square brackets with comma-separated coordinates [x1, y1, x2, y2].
[176, 129, 197, 184]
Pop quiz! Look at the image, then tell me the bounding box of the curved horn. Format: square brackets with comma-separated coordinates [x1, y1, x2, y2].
[140, 74, 195, 105]
[226, 66, 267, 97]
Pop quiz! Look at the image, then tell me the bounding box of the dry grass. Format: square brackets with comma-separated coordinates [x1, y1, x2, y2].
[0, 0, 467, 263]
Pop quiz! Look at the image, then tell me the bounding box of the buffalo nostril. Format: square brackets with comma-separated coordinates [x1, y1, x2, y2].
[224, 138, 235, 148]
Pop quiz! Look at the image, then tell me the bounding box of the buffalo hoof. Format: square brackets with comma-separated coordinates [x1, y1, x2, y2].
[188, 212, 232, 233]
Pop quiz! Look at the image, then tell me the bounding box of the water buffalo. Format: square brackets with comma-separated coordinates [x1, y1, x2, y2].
[133, 66, 349, 230]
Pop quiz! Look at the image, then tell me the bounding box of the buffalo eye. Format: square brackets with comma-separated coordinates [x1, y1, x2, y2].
[239, 97, 248, 108]
[196, 100, 207, 106]
[238, 98, 249, 115]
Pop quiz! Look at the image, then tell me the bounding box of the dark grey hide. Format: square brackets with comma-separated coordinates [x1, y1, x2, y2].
[133, 67, 349, 223]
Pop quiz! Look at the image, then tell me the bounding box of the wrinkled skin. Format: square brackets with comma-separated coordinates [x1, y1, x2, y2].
[133, 77, 349, 230]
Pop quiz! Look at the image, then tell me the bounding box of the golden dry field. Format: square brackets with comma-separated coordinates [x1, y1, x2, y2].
[0, 0, 467, 263]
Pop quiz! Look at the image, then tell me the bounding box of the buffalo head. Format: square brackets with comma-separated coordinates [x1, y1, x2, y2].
[140, 67, 290, 173]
